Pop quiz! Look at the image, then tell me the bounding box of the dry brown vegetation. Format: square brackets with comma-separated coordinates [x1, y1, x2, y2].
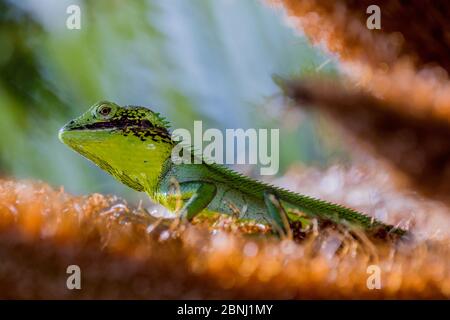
[278, 0, 450, 71]
[0, 170, 449, 299]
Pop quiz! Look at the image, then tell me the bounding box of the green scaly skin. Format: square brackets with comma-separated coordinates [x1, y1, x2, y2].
[59, 101, 407, 238]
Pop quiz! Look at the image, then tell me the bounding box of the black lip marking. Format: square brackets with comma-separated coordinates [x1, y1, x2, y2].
[71, 118, 152, 131]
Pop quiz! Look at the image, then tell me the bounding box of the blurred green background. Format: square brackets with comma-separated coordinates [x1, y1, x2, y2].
[0, 0, 341, 202]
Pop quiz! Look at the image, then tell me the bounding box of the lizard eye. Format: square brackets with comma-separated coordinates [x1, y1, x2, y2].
[96, 104, 115, 119]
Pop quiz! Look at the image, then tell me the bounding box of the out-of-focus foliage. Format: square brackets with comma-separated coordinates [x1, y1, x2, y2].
[0, 0, 334, 200]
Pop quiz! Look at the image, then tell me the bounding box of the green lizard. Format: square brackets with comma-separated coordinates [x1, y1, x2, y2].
[58, 101, 406, 238]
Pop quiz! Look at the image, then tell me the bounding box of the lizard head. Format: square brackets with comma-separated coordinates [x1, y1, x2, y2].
[59, 101, 173, 192]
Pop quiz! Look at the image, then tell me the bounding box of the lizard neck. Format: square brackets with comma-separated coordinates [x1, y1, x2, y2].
[62, 129, 174, 194]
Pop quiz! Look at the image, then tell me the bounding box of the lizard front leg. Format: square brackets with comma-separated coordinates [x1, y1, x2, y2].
[172, 181, 217, 221]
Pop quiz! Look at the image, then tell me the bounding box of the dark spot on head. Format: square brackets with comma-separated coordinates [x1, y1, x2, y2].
[141, 119, 151, 127]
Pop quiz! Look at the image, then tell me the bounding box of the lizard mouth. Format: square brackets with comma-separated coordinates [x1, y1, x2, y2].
[57, 120, 113, 144]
